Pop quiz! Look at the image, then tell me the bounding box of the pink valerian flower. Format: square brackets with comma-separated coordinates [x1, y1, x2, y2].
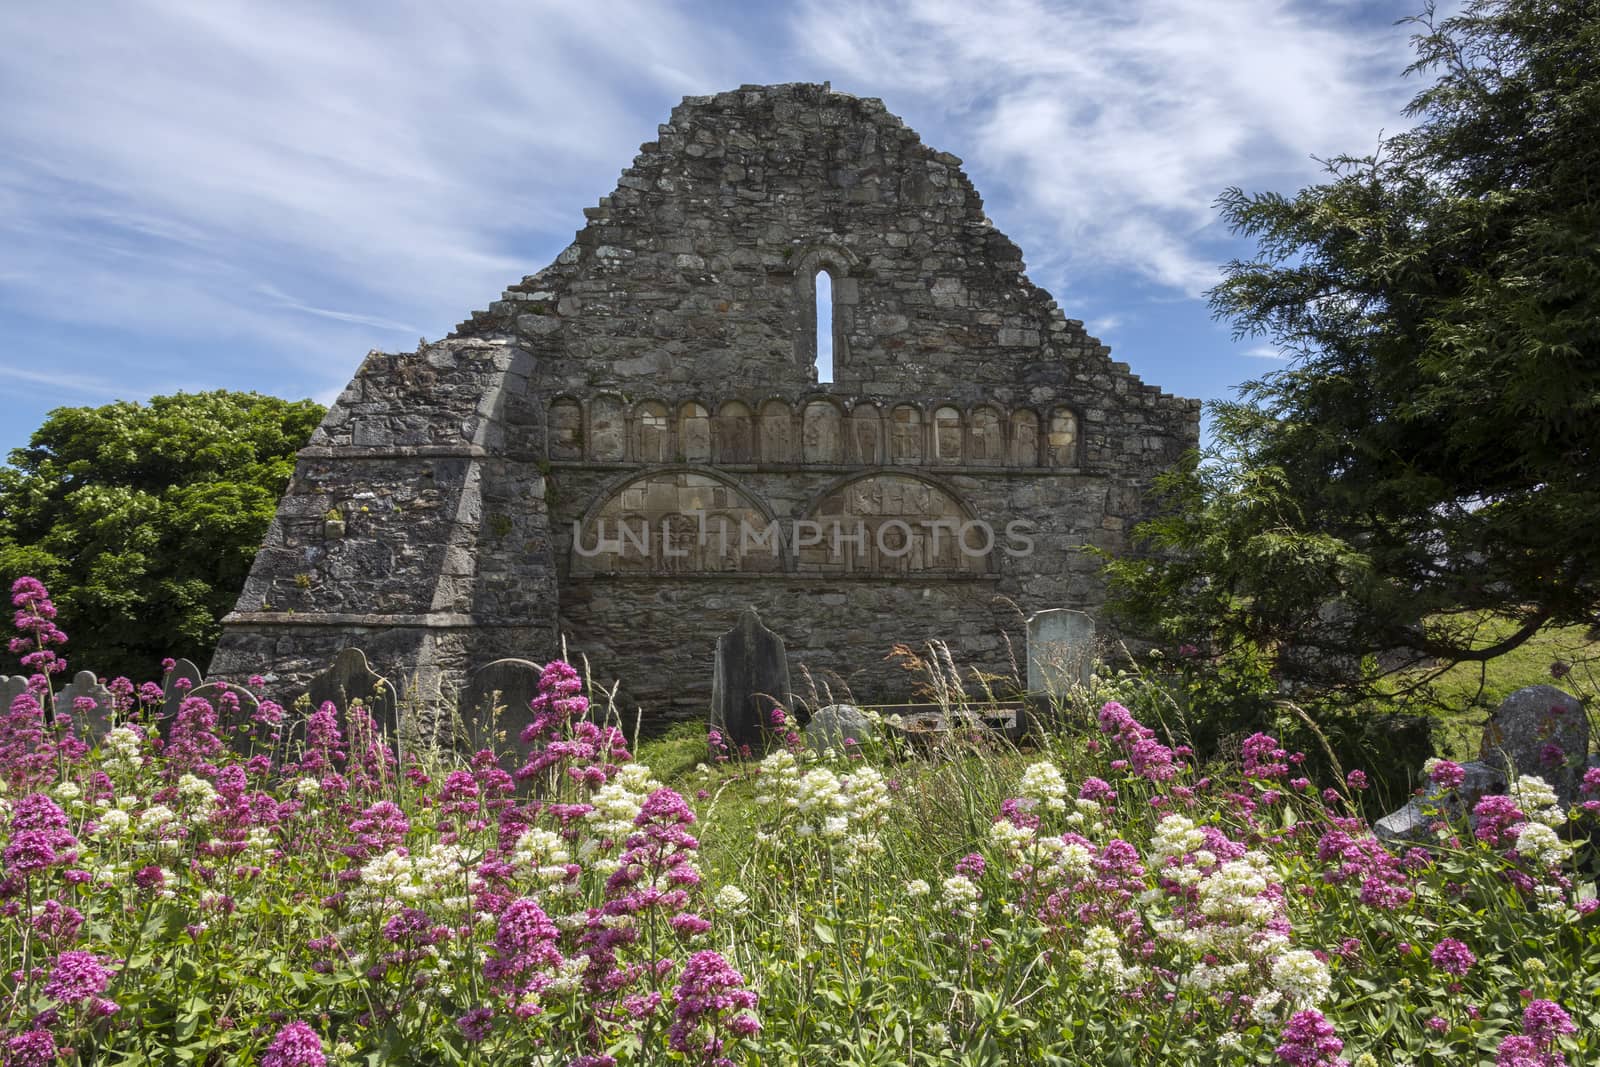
[343, 801, 410, 861]
[3, 1029, 58, 1067]
[9, 577, 68, 677]
[43, 950, 112, 1004]
[1242, 733, 1290, 780]
[1078, 777, 1116, 803]
[1430, 938, 1475, 976]
[165, 695, 225, 772]
[954, 853, 986, 880]
[1275, 1009, 1343, 1067]
[1345, 769, 1369, 791]
[456, 1006, 494, 1042]
[0, 691, 57, 793]
[484, 897, 564, 998]
[669, 950, 760, 1066]
[1495, 1034, 1560, 1067]
[1521, 1000, 1576, 1043]
[1314, 829, 1412, 909]
[260, 1020, 327, 1067]
[1473, 794, 1528, 847]
[1097, 702, 1181, 782]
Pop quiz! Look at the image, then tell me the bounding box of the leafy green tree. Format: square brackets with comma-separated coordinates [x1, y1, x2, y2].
[1108, 0, 1600, 690]
[0, 391, 324, 680]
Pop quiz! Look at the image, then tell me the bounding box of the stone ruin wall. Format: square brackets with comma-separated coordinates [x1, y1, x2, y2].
[210, 83, 1199, 727]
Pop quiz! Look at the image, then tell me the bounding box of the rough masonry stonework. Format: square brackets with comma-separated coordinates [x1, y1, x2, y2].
[210, 83, 1199, 728]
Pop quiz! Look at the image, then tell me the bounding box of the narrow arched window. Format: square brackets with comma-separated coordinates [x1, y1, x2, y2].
[815, 269, 834, 384]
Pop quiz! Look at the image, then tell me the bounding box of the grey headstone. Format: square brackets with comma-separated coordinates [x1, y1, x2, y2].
[1373, 759, 1506, 844]
[710, 607, 791, 753]
[461, 658, 543, 762]
[306, 647, 399, 748]
[1480, 685, 1589, 805]
[161, 658, 206, 727]
[57, 670, 116, 741]
[188, 682, 263, 751]
[0, 676, 29, 717]
[805, 704, 878, 755]
[1373, 798, 1432, 843]
[1026, 608, 1096, 697]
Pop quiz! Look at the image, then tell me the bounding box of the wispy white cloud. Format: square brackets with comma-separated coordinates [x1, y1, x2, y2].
[1244, 345, 1291, 360]
[0, 364, 123, 397]
[791, 0, 1417, 300]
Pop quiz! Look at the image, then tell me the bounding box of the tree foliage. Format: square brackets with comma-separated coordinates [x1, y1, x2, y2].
[1107, 0, 1600, 688]
[0, 391, 324, 679]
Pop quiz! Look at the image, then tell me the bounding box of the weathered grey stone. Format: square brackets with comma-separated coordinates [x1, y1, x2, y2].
[805, 704, 878, 754]
[161, 658, 206, 726]
[57, 670, 116, 741]
[1373, 759, 1507, 844]
[0, 676, 29, 716]
[305, 648, 400, 747]
[211, 83, 1199, 732]
[1480, 685, 1589, 804]
[187, 682, 262, 751]
[710, 607, 792, 752]
[1373, 799, 1432, 843]
[1026, 609, 1096, 697]
[461, 658, 543, 764]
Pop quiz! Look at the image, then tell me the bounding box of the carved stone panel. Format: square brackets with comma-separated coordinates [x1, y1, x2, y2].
[1046, 409, 1078, 467]
[801, 473, 986, 575]
[759, 400, 793, 463]
[889, 405, 922, 464]
[933, 406, 962, 464]
[634, 401, 670, 462]
[801, 400, 844, 464]
[713, 401, 754, 463]
[680, 402, 711, 462]
[969, 406, 1002, 466]
[1010, 409, 1040, 466]
[573, 471, 783, 574]
[850, 405, 882, 464]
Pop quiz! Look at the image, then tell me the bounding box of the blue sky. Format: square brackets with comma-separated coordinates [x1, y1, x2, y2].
[0, 0, 1428, 460]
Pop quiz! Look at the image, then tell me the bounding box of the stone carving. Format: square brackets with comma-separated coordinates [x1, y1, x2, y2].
[1479, 684, 1589, 804]
[710, 607, 792, 752]
[461, 658, 543, 765]
[801, 473, 985, 575]
[1027, 609, 1096, 697]
[804, 703, 878, 754]
[305, 647, 399, 746]
[161, 658, 206, 726]
[211, 83, 1201, 725]
[573, 471, 782, 574]
[713, 401, 755, 463]
[57, 670, 116, 740]
[188, 681, 263, 751]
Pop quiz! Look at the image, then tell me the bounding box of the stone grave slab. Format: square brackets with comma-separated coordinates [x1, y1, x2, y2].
[188, 681, 264, 752]
[461, 658, 543, 762]
[0, 676, 29, 717]
[1026, 609, 1096, 697]
[161, 658, 207, 729]
[306, 647, 400, 747]
[710, 607, 791, 752]
[57, 670, 116, 742]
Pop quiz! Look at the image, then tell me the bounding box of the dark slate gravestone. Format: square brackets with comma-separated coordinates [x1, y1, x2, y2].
[1480, 685, 1589, 805]
[188, 681, 263, 752]
[1026, 609, 1095, 697]
[161, 658, 207, 728]
[710, 607, 792, 753]
[306, 647, 400, 748]
[57, 670, 116, 742]
[461, 658, 543, 763]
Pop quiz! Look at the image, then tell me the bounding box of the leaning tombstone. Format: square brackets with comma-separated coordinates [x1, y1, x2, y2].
[460, 658, 543, 768]
[305, 647, 400, 750]
[57, 670, 116, 742]
[710, 607, 792, 753]
[1026, 609, 1096, 698]
[160, 658, 207, 730]
[0, 676, 29, 718]
[188, 681, 264, 753]
[1479, 684, 1589, 805]
[804, 703, 878, 756]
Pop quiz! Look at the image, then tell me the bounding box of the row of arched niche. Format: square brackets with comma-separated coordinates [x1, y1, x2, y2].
[547, 396, 1081, 468]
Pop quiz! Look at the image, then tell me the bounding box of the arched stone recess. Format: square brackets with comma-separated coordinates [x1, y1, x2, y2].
[1009, 408, 1041, 467]
[801, 397, 845, 464]
[546, 396, 584, 460]
[758, 398, 794, 464]
[789, 242, 861, 381]
[1046, 407, 1080, 467]
[678, 401, 711, 462]
[713, 400, 755, 463]
[967, 405, 1003, 466]
[570, 466, 787, 576]
[588, 394, 626, 461]
[849, 402, 883, 465]
[888, 404, 922, 464]
[632, 400, 671, 463]
[932, 405, 963, 464]
[798, 471, 992, 576]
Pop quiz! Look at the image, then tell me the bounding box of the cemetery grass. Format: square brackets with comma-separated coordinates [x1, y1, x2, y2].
[4, 581, 1600, 1066]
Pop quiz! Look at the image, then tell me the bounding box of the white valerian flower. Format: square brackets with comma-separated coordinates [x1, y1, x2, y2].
[92, 809, 131, 836]
[512, 827, 574, 883]
[1149, 814, 1207, 868]
[1080, 925, 1141, 989]
[138, 805, 177, 836]
[1271, 949, 1332, 1008]
[1251, 990, 1284, 1024]
[905, 879, 931, 897]
[295, 777, 321, 797]
[52, 782, 81, 803]
[1018, 761, 1070, 811]
[942, 874, 981, 918]
[713, 884, 750, 915]
[1514, 822, 1571, 868]
[924, 1023, 950, 1046]
[176, 774, 220, 824]
[1512, 774, 1564, 827]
